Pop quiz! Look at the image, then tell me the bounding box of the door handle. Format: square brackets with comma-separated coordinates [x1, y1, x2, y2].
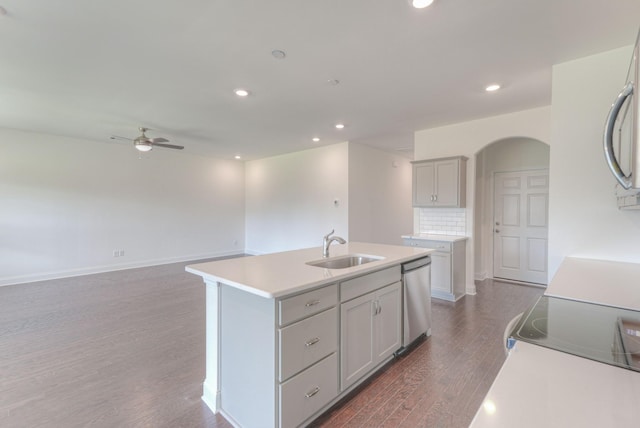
[603, 81, 634, 189]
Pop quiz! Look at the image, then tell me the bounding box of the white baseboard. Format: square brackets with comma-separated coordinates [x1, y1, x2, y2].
[0, 250, 245, 287]
[201, 380, 220, 414]
[244, 248, 265, 256]
[466, 282, 477, 295]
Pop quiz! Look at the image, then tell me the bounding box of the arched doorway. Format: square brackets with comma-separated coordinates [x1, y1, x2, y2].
[474, 137, 550, 285]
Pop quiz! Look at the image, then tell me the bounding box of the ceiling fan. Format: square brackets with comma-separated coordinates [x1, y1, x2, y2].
[110, 127, 184, 152]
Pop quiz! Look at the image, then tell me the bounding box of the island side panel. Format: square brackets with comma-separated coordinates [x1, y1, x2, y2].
[202, 280, 222, 412]
[220, 284, 277, 427]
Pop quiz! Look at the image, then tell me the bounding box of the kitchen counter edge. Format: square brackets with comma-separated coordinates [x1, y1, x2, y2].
[186, 242, 433, 299]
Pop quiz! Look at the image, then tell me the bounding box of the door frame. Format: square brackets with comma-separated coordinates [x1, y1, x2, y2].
[490, 168, 549, 285]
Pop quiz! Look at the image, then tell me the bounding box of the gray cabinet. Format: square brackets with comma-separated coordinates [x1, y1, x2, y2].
[339, 266, 402, 391]
[404, 238, 466, 301]
[412, 156, 467, 207]
[340, 281, 401, 391]
[215, 265, 403, 428]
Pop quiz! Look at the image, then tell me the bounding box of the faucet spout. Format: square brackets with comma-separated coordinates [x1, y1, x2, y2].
[323, 229, 346, 258]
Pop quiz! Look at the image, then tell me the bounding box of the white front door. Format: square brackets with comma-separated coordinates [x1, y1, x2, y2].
[493, 170, 549, 285]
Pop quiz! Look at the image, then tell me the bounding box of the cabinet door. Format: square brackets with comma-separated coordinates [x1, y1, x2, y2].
[433, 159, 459, 206]
[340, 292, 375, 390]
[375, 282, 402, 362]
[413, 162, 435, 206]
[430, 251, 452, 294]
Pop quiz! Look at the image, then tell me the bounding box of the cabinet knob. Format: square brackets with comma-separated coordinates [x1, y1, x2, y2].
[495, 221, 500, 226]
[495, 229, 500, 233]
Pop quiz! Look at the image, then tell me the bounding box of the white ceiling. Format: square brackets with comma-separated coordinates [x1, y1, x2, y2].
[1, 0, 639, 160]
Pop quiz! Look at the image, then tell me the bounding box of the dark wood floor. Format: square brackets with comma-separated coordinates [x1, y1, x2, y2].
[0, 261, 542, 428]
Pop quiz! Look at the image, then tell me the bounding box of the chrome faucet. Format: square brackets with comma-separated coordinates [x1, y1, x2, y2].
[323, 229, 346, 258]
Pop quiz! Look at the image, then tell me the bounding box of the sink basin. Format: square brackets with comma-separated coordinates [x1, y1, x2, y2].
[306, 254, 384, 269]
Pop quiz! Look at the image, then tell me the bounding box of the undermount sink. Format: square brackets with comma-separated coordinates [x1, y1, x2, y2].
[306, 254, 384, 269]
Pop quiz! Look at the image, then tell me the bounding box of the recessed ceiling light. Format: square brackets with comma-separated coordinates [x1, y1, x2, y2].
[271, 50, 286, 59]
[234, 155, 241, 160]
[411, 0, 434, 9]
[335, 123, 345, 129]
[485, 84, 501, 92]
[312, 137, 320, 142]
[234, 89, 250, 97]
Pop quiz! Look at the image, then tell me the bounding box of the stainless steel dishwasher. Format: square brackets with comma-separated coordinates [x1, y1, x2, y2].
[401, 256, 432, 349]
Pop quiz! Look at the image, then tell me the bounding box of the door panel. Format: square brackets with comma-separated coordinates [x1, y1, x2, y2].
[502, 195, 520, 226]
[375, 282, 401, 361]
[340, 293, 374, 390]
[414, 163, 435, 206]
[499, 236, 520, 269]
[494, 170, 548, 285]
[434, 161, 457, 206]
[527, 194, 548, 227]
[527, 238, 547, 273]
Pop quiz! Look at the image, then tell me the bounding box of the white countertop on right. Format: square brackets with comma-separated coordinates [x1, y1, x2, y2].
[470, 341, 640, 428]
[545, 257, 640, 311]
[470, 257, 640, 428]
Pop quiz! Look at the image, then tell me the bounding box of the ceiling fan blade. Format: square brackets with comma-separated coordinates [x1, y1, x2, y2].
[152, 142, 184, 150]
[110, 135, 133, 141]
[150, 137, 169, 143]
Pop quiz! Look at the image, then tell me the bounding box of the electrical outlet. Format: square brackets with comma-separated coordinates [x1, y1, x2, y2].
[113, 250, 119, 257]
[119, 250, 125, 257]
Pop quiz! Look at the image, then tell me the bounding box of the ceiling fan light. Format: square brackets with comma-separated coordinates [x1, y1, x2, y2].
[412, 0, 434, 9]
[135, 142, 153, 152]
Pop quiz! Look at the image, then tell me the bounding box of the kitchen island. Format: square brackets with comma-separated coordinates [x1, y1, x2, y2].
[186, 242, 432, 428]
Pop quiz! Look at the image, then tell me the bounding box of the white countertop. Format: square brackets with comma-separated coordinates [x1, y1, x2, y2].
[471, 257, 640, 428]
[186, 242, 432, 299]
[471, 341, 640, 428]
[545, 257, 640, 311]
[401, 233, 468, 242]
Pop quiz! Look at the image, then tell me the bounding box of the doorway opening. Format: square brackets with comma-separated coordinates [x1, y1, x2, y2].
[474, 137, 550, 285]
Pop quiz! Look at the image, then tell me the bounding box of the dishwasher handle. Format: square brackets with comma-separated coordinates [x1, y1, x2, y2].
[401, 256, 431, 273]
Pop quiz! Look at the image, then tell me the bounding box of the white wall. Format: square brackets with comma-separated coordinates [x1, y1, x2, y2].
[414, 106, 552, 294]
[549, 45, 640, 276]
[0, 128, 245, 286]
[245, 143, 349, 254]
[348, 142, 413, 245]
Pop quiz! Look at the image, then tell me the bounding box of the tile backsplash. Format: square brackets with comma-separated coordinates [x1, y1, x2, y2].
[418, 208, 466, 236]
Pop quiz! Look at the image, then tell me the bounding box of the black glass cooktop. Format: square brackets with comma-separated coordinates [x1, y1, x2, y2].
[509, 296, 640, 372]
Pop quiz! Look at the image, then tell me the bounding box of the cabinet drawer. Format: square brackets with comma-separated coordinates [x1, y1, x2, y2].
[279, 307, 338, 382]
[279, 353, 338, 428]
[406, 239, 452, 252]
[279, 284, 338, 326]
[341, 266, 401, 302]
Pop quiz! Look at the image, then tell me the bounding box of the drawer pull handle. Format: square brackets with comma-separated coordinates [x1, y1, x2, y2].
[305, 337, 320, 347]
[305, 300, 320, 307]
[305, 386, 320, 398]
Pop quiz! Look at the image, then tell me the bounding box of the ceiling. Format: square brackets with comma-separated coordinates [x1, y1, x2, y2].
[1, 1, 639, 160]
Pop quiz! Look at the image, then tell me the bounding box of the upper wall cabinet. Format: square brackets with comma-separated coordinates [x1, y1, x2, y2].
[412, 156, 467, 208]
